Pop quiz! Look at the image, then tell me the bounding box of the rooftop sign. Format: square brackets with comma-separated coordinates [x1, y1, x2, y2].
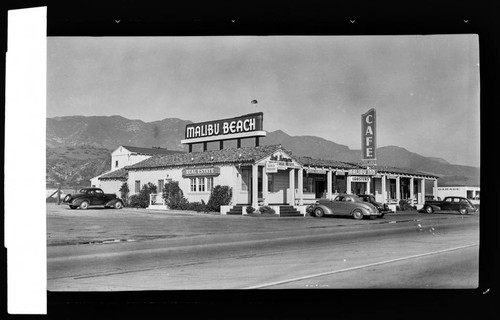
[181, 112, 266, 144]
[361, 108, 377, 162]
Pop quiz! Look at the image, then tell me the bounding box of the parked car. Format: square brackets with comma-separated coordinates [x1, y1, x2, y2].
[63, 187, 124, 210]
[423, 196, 477, 215]
[308, 193, 382, 220]
[357, 194, 392, 216]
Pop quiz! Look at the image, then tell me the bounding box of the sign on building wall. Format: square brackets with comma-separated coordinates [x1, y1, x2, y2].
[351, 176, 371, 182]
[348, 169, 377, 175]
[361, 108, 377, 161]
[265, 161, 278, 173]
[306, 168, 327, 174]
[181, 112, 266, 144]
[266, 160, 294, 171]
[182, 167, 221, 177]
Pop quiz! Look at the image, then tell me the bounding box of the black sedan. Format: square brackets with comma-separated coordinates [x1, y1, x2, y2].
[63, 187, 124, 210]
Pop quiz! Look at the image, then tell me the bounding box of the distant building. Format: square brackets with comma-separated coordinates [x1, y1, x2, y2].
[90, 145, 185, 194]
[435, 186, 480, 204]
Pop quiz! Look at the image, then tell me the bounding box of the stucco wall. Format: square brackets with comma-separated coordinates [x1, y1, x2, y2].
[96, 180, 124, 197]
[111, 147, 151, 170]
[127, 164, 239, 204]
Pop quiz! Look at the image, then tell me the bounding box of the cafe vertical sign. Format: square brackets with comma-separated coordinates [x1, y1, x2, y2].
[361, 108, 376, 162]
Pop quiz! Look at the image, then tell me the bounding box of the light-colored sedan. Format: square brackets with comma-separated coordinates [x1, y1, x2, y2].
[308, 193, 382, 220]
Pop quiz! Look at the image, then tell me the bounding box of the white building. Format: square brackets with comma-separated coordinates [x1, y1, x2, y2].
[115, 144, 438, 213]
[90, 145, 185, 195]
[435, 186, 480, 205]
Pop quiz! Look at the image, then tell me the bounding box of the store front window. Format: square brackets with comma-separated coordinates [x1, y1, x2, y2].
[333, 175, 346, 194]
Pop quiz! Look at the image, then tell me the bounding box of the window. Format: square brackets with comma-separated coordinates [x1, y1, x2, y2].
[198, 177, 205, 192]
[135, 180, 141, 193]
[207, 177, 214, 192]
[190, 178, 196, 192]
[158, 180, 164, 193]
[95, 189, 103, 195]
[115, 160, 119, 168]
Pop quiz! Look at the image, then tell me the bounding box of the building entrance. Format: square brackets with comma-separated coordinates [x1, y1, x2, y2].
[315, 181, 325, 198]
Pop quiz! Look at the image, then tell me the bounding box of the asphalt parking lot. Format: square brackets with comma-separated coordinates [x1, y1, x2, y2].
[46, 203, 477, 246]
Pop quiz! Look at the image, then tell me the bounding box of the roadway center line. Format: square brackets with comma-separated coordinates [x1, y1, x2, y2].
[244, 243, 479, 289]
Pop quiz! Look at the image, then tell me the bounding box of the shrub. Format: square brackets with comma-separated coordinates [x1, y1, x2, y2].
[184, 201, 208, 212]
[129, 183, 157, 208]
[162, 181, 188, 209]
[246, 206, 255, 214]
[128, 194, 148, 208]
[206, 185, 232, 212]
[119, 182, 130, 204]
[398, 199, 414, 211]
[258, 205, 276, 215]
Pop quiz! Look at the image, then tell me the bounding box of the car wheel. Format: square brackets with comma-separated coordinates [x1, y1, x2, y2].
[115, 201, 123, 209]
[459, 208, 467, 215]
[425, 206, 434, 214]
[314, 208, 324, 218]
[352, 209, 364, 220]
[79, 201, 89, 210]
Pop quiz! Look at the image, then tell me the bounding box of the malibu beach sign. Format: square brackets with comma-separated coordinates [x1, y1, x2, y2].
[181, 112, 266, 144]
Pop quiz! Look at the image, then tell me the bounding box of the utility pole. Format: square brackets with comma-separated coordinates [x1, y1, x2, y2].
[57, 183, 61, 205]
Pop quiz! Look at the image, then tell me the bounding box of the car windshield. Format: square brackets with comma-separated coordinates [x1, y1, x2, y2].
[79, 189, 87, 193]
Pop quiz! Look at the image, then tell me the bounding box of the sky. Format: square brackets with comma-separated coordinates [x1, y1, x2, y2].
[47, 35, 480, 167]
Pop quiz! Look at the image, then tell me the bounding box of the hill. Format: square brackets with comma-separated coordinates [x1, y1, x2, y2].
[46, 116, 479, 188]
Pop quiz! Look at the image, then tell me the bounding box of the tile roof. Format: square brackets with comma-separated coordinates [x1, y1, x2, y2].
[124, 144, 438, 178]
[98, 167, 128, 180]
[122, 145, 186, 155]
[295, 156, 358, 170]
[127, 145, 285, 170]
[357, 164, 438, 178]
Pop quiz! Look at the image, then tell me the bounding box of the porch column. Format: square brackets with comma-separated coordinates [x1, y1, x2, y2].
[289, 168, 295, 205]
[326, 170, 332, 199]
[410, 177, 414, 204]
[252, 164, 259, 208]
[433, 179, 438, 199]
[420, 179, 426, 204]
[262, 165, 268, 205]
[366, 178, 371, 194]
[346, 176, 352, 194]
[298, 168, 304, 205]
[381, 175, 387, 204]
[396, 176, 401, 203]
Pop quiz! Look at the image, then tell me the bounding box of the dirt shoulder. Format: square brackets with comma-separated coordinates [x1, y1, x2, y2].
[47, 203, 476, 246]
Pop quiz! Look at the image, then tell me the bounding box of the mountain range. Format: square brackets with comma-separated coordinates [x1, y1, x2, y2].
[46, 115, 479, 188]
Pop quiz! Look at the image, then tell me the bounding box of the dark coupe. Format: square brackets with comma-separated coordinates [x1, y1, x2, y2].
[308, 193, 382, 220]
[357, 194, 392, 216]
[63, 187, 124, 210]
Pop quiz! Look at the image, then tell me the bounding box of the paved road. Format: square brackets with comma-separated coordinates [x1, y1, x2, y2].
[47, 207, 479, 290]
